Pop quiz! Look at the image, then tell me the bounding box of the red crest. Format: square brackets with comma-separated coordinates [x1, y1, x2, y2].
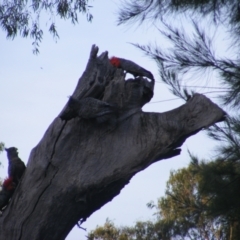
[2, 177, 14, 191]
[110, 57, 121, 67]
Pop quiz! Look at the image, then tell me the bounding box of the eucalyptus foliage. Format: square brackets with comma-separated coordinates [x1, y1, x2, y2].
[88, 160, 240, 239]
[0, 0, 93, 53]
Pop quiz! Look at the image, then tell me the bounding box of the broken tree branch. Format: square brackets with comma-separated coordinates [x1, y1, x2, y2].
[0, 45, 225, 240]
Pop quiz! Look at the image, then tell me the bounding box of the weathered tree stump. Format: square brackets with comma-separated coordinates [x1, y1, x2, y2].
[0, 45, 225, 240]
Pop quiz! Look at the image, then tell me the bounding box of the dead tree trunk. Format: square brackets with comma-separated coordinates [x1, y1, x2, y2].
[0, 45, 225, 240]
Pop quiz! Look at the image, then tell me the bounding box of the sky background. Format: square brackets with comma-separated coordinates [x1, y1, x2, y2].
[0, 1, 221, 239]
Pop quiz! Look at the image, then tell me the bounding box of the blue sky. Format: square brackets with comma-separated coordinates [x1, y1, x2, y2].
[0, 1, 218, 239]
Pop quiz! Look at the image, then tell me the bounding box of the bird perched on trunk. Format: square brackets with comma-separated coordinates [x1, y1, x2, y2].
[5, 147, 26, 185]
[110, 56, 155, 81]
[0, 177, 15, 210]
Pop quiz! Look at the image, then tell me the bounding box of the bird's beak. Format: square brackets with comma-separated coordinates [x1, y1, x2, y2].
[4, 148, 8, 151]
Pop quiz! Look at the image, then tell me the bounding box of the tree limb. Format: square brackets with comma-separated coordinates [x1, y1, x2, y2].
[0, 45, 225, 240]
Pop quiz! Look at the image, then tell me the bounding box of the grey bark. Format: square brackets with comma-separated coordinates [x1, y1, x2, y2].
[0, 45, 225, 240]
